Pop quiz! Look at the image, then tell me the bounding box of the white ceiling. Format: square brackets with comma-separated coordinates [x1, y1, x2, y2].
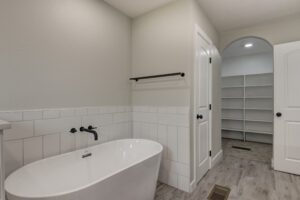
[197, 0, 300, 32]
[104, 0, 300, 32]
[104, 0, 176, 18]
[222, 37, 273, 58]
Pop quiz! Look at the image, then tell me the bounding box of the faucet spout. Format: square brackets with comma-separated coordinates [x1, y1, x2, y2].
[80, 126, 98, 141]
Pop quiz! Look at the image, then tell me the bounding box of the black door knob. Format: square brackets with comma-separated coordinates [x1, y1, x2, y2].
[70, 128, 77, 134]
[197, 115, 203, 120]
[276, 112, 282, 117]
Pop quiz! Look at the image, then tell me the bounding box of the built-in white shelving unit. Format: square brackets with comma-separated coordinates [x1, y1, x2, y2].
[221, 73, 274, 144]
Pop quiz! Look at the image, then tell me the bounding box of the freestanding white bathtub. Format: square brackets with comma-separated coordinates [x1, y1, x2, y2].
[5, 139, 163, 200]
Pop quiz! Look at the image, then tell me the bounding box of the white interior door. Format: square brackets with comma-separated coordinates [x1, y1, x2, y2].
[195, 31, 211, 183]
[274, 41, 300, 175]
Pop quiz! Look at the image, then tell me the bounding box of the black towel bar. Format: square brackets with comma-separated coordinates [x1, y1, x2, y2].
[130, 72, 185, 82]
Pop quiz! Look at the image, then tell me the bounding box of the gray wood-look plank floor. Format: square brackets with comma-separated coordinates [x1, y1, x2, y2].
[155, 139, 300, 200]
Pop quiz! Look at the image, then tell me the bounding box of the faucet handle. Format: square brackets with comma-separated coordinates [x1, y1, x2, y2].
[88, 125, 97, 130]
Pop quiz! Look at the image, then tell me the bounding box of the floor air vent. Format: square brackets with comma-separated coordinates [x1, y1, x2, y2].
[232, 146, 251, 151]
[208, 185, 231, 200]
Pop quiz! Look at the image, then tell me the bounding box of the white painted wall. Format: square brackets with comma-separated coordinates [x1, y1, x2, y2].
[0, 0, 132, 110]
[0, 0, 221, 193]
[131, 0, 192, 107]
[190, 0, 219, 46]
[220, 14, 300, 50]
[131, 0, 219, 107]
[131, 0, 221, 191]
[222, 53, 274, 76]
[0, 0, 134, 187]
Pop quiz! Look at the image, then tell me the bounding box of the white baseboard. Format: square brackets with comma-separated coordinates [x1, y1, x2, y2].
[189, 179, 196, 193]
[211, 149, 223, 168]
[189, 150, 223, 193]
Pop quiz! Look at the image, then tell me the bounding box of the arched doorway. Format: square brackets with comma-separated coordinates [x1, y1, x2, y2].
[220, 36, 274, 163]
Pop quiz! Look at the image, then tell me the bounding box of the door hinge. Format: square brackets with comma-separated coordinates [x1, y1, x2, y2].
[209, 104, 212, 110]
[209, 151, 212, 157]
[209, 57, 212, 64]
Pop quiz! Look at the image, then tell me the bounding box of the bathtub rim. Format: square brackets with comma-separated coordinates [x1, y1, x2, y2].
[5, 139, 163, 199]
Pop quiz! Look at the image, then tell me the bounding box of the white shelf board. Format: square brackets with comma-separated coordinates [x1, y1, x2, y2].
[245, 97, 273, 99]
[222, 128, 244, 132]
[222, 107, 244, 110]
[222, 86, 244, 89]
[222, 97, 273, 99]
[245, 85, 273, 88]
[245, 130, 273, 135]
[222, 97, 244, 99]
[222, 128, 273, 135]
[222, 118, 273, 123]
[222, 118, 243, 121]
[245, 108, 273, 111]
[222, 107, 273, 111]
[245, 119, 273, 123]
[222, 75, 245, 78]
[245, 73, 273, 77]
